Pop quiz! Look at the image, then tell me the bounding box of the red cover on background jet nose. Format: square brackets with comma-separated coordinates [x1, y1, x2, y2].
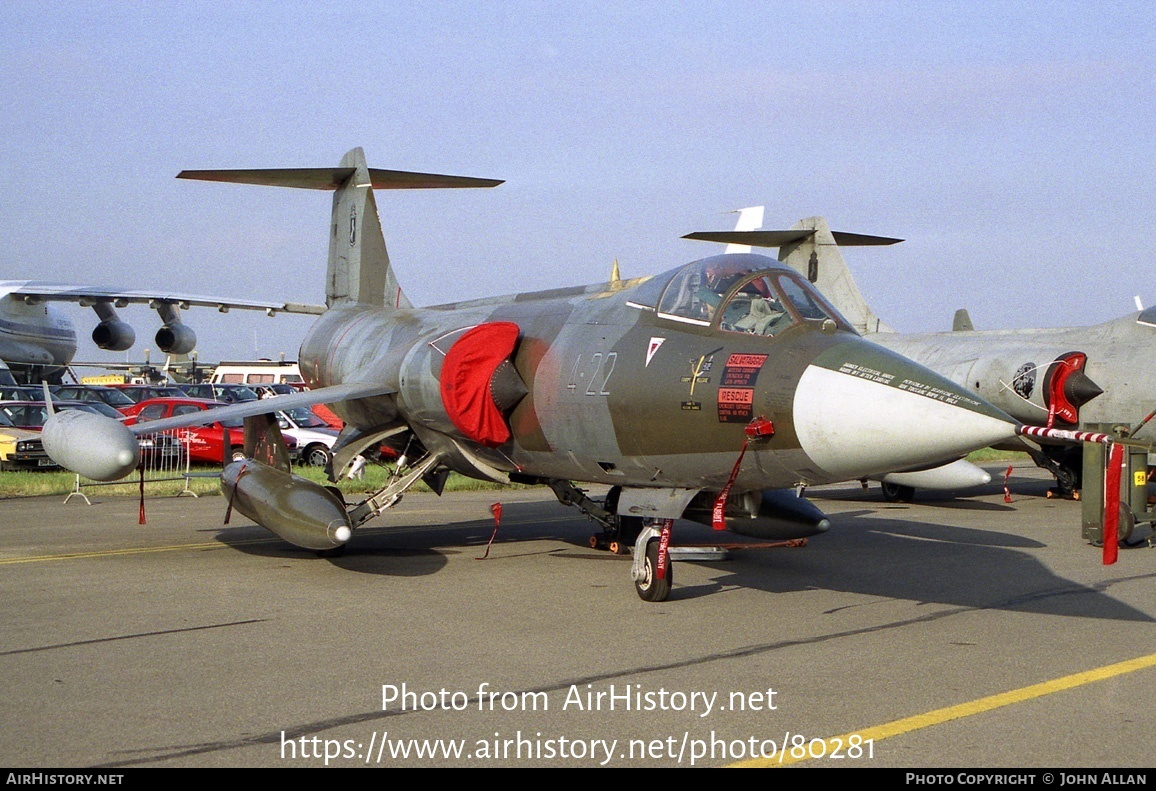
[440, 322, 521, 447]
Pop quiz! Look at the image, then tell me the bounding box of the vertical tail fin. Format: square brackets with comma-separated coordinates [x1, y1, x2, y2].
[327, 147, 405, 309]
[177, 148, 502, 310]
[777, 217, 893, 335]
[724, 206, 766, 254]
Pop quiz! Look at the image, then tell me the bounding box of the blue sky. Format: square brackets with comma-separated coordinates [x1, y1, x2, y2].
[2, 1, 1153, 361]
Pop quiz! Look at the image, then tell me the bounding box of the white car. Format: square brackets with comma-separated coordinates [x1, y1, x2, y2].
[277, 408, 340, 467]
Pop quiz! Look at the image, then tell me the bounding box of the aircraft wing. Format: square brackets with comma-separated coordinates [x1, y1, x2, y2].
[126, 382, 395, 436]
[3, 282, 326, 315]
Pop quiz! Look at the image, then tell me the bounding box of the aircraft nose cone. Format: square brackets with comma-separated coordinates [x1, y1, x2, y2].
[1065, 369, 1104, 409]
[792, 341, 1017, 480]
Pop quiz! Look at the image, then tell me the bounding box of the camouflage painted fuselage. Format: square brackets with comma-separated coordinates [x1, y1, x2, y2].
[300, 253, 1014, 494]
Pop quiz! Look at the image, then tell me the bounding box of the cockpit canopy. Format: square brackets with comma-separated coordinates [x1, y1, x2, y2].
[628, 254, 853, 336]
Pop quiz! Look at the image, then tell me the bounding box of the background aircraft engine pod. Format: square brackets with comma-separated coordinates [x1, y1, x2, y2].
[90, 319, 135, 352]
[155, 322, 196, 355]
[398, 322, 525, 447]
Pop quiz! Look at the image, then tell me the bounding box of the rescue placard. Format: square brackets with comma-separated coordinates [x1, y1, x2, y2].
[718, 386, 755, 423]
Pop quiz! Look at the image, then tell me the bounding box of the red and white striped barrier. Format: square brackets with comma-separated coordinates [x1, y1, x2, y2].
[1015, 425, 1113, 445]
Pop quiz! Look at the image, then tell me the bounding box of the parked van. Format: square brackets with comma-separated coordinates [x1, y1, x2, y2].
[209, 360, 304, 386]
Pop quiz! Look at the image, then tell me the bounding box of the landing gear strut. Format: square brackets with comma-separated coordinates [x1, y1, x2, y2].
[1028, 446, 1082, 499]
[547, 481, 674, 601]
[549, 482, 641, 554]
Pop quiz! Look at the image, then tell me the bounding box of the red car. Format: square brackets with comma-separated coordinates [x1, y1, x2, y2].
[122, 398, 297, 465]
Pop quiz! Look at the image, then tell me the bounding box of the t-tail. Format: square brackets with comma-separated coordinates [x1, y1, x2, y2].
[683, 215, 901, 335]
[777, 217, 895, 335]
[178, 148, 502, 309]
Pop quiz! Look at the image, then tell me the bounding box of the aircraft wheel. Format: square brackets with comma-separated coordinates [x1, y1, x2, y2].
[304, 444, 331, 468]
[635, 540, 671, 602]
[588, 535, 600, 549]
[881, 482, 915, 503]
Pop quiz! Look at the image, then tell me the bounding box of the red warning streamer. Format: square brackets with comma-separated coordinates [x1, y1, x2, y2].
[712, 417, 775, 531]
[476, 502, 503, 560]
[1103, 443, 1124, 565]
[223, 464, 251, 525]
[138, 463, 146, 525]
[655, 518, 673, 580]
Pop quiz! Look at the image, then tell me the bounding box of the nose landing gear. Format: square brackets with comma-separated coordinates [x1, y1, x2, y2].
[631, 519, 674, 602]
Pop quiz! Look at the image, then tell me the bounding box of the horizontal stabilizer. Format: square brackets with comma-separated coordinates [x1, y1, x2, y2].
[830, 231, 904, 246]
[683, 230, 813, 247]
[178, 167, 503, 191]
[682, 230, 903, 247]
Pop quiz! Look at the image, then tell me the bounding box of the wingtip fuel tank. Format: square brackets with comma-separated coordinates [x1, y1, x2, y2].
[41, 410, 140, 481]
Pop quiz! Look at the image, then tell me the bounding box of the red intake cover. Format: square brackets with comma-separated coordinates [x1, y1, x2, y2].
[439, 322, 521, 447]
[1043, 352, 1087, 425]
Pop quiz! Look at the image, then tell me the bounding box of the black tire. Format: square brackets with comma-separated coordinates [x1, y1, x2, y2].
[881, 482, 915, 503]
[635, 540, 672, 602]
[304, 444, 331, 468]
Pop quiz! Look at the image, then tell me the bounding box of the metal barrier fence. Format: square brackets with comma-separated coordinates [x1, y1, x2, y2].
[63, 430, 213, 504]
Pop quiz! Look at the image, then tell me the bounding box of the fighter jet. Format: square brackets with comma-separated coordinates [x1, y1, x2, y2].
[686, 215, 1150, 499]
[43, 148, 1024, 601]
[0, 281, 324, 385]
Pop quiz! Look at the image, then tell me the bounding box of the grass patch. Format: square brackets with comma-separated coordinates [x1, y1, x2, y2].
[0, 463, 516, 499]
[966, 448, 1031, 463]
[0, 450, 1032, 500]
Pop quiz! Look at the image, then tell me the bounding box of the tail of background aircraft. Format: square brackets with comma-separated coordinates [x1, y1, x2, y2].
[684, 214, 901, 335]
[776, 217, 893, 335]
[724, 206, 765, 254]
[178, 148, 502, 310]
[953, 308, 974, 332]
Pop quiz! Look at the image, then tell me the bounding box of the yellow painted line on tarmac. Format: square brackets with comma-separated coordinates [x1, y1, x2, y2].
[731, 652, 1156, 767]
[0, 537, 278, 565]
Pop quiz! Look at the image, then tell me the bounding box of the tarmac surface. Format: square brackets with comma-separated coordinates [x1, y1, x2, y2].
[1, 464, 1153, 768]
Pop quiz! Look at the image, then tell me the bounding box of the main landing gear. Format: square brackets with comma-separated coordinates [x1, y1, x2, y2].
[880, 481, 916, 503]
[1027, 446, 1083, 500]
[548, 481, 675, 602]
